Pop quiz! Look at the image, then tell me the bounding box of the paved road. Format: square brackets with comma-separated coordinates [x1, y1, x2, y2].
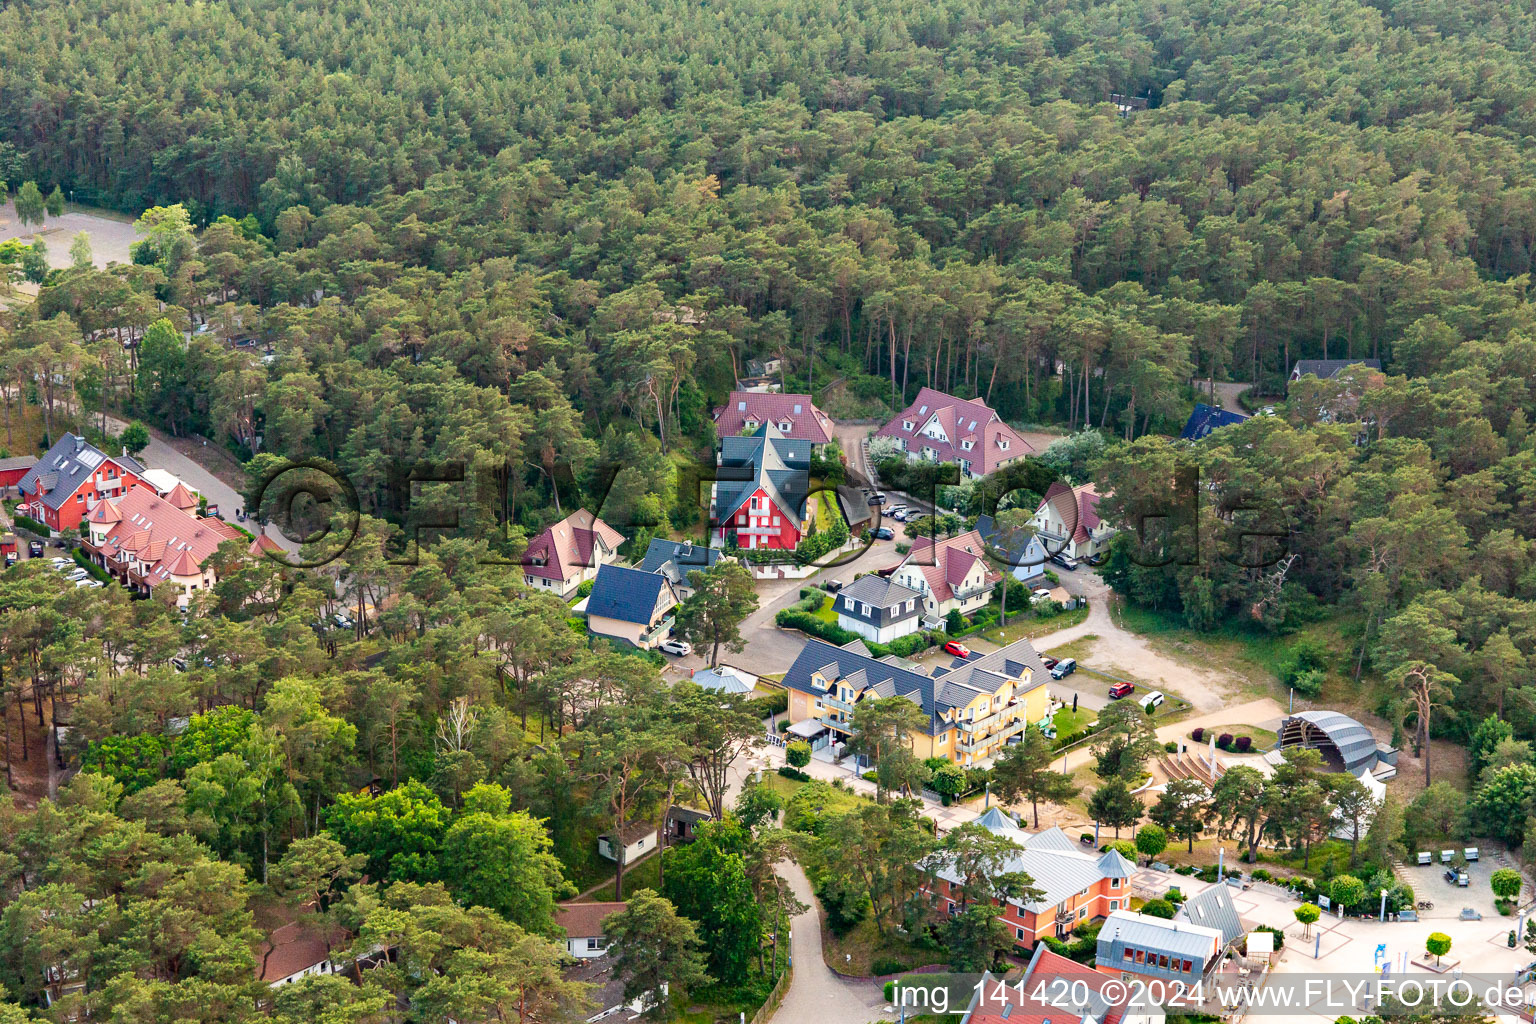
[1210, 380, 1252, 415]
[769, 858, 892, 1024]
[102, 415, 298, 553]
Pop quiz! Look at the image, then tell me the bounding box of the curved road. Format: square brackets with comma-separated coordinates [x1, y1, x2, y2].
[769, 859, 892, 1024]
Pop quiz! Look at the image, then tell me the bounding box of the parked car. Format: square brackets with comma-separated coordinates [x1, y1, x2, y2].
[1051, 552, 1080, 571]
[942, 641, 971, 658]
[1086, 553, 1106, 566]
[1041, 656, 1059, 669]
[873, 527, 895, 540]
[1109, 682, 1135, 699]
[867, 492, 886, 506]
[28, 541, 43, 558]
[823, 579, 845, 592]
[888, 510, 907, 521]
[1139, 690, 1165, 712]
[333, 613, 354, 630]
[659, 638, 692, 656]
[1050, 657, 1077, 680]
[1031, 587, 1053, 600]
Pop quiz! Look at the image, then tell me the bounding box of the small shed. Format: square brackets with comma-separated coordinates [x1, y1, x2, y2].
[598, 821, 658, 864]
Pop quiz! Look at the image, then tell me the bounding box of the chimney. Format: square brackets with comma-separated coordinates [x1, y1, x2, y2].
[75, 436, 85, 453]
[122, 446, 128, 458]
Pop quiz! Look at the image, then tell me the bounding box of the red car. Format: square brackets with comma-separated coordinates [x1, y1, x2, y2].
[943, 641, 971, 658]
[1108, 682, 1136, 700]
[1041, 656, 1059, 669]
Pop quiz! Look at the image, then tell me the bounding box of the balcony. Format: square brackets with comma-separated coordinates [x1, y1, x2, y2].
[820, 694, 854, 714]
[951, 583, 995, 602]
[639, 615, 676, 647]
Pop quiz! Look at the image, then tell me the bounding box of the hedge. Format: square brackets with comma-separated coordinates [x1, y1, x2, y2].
[71, 548, 111, 582]
[12, 513, 48, 535]
[776, 609, 861, 646]
[778, 766, 811, 782]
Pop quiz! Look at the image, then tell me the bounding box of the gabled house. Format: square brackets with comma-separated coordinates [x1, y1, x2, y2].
[84, 485, 247, 608]
[18, 434, 146, 533]
[974, 513, 1049, 586]
[1178, 402, 1248, 441]
[0, 455, 34, 494]
[1030, 482, 1114, 561]
[891, 529, 1000, 623]
[833, 574, 922, 643]
[259, 921, 338, 988]
[959, 946, 1165, 1024]
[923, 813, 1137, 946]
[710, 423, 812, 552]
[1289, 358, 1382, 383]
[638, 538, 723, 598]
[597, 821, 658, 864]
[555, 901, 626, 959]
[713, 391, 834, 446]
[875, 387, 1031, 479]
[585, 564, 679, 650]
[522, 509, 626, 599]
[565, 953, 666, 1024]
[781, 635, 1052, 765]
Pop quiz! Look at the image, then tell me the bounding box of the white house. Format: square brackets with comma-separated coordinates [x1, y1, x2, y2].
[1031, 482, 1115, 561]
[891, 529, 1000, 625]
[555, 902, 626, 959]
[598, 821, 658, 864]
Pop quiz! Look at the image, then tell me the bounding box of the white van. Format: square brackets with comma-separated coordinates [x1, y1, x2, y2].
[1139, 690, 1165, 712]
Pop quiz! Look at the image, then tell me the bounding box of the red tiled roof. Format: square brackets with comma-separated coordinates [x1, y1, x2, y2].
[165, 482, 198, 510]
[95, 487, 234, 587]
[875, 387, 1031, 475]
[249, 534, 283, 556]
[258, 921, 331, 983]
[966, 951, 1132, 1024]
[713, 392, 834, 444]
[555, 901, 626, 939]
[88, 500, 122, 524]
[902, 530, 1001, 604]
[522, 509, 625, 584]
[1036, 482, 1103, 544]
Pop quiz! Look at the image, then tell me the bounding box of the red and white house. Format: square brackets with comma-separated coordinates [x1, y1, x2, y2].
[710, 424, 812, 551]
[1030, 481, 1115, 560]
[84, 485, 250, 608]
[712, 391, 834, 446]
[17, 434, 147, 534]
[875, 387, 1031, 479]
[521, 508, 626, 599]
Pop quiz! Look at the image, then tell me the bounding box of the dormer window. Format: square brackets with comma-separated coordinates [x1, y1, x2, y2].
[961, 440, 973, 451]
[999, 439, 1009, 450]
[779, 421, 791, 431]
[903, 420, 914, 431]
[745, 419, 758, 430]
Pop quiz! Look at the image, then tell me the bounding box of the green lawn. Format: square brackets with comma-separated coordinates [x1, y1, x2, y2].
[1204, 723, 1279, 750]
[810, 594, 839, 624]
[975, 604, 1089, 645]
[760, 772, 872, 815]
[1050, 706, 1095, 736]
[586, 851, 661, 901]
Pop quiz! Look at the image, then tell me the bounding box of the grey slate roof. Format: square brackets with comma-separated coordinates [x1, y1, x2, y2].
[713, 423, 811, 527]
[1291, 358, 1382, 380]
[638, 539, 721, 586]
[835, 575, 921, 628]
[1179, 402, 1249, 441]
[18, 434, 144, 511]
[930, 635, 1051, 699]
[1175, 883, 1246, 947]
[1282, 709, 1379, 772]
[1098, 910, 1224, 961]
[586, 564, 676, 625]
[782, 638, 949, 735]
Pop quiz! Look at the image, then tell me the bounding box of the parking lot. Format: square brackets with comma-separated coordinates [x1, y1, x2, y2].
[1400, 846, 1510, 920]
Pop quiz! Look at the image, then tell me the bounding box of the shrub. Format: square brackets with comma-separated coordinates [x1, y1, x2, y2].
[1491, 867, 1523, 901]
[786, 741, 811, 768]
[1164, 888, 1185, 905]
[1191, 727, 1204, 742]
[1164, 740, 1178, 753]
[945, 608, 964, 634]
[1141, 899, 1176, 919]
[576, 578, 595, 598]
[1217, 733, 1234, 751]
[870, 957, 908, 977]
[775, 608, 860, 645]
[816, 882, 868, 937]
[777, 766, 810, 782]
[1252, 869, 1273, 882]
[862, 770, 878, 783]
[1235, 736, 1253, 753]
[1080, 833, 1094, 845]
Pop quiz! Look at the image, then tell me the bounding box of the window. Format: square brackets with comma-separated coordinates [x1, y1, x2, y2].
[1077, 908, 1087, 919]
[1111, 877, 1121, 889]
[961, 440, 973, 450]
[1181, 959, 1193, 973]
[999, 439, 1009, 450]
[1159, 954, 1169, 968]
[1109, 899, 1119, 911]
[587, 938, 604, 951]
[1135, 950, 1145, 964]
[1016, 927, 1025, 940]
[1123, 949, 1134, 963]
